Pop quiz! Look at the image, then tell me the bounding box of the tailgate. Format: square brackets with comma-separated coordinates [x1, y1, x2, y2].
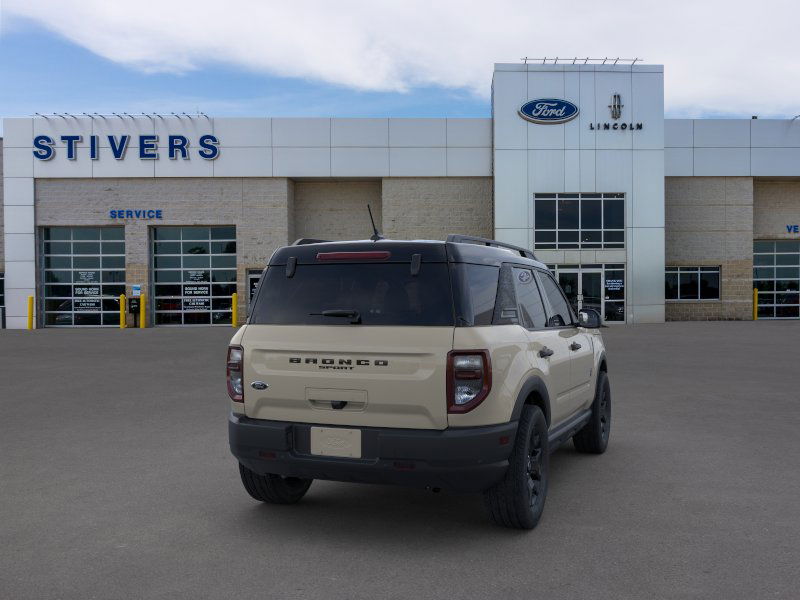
[242, 325, 453, 429]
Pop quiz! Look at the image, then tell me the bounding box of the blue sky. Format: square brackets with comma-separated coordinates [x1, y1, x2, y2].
[2, 0, 798, 136]
[0, 21, 489, 134]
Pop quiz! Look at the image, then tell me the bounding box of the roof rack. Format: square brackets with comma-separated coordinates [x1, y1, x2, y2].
[446, 235, 537, 260]
[292, 238, 331, 245]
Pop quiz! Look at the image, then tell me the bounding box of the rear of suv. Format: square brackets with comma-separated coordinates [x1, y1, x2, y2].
[228, 235, 610, 529]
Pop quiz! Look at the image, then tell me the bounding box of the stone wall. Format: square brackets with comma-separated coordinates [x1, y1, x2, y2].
[381, 177, 493, 240]
[31, 175, 494, 326]
[35, 177, 294, 325]
[293, 181, 382, 241]
[665, 176, 753, 320]
[753, 180, 800, 240]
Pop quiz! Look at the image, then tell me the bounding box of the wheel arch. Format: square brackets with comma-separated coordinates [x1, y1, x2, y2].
[598, 350, 608, 374]
[511, 376, 552, 427]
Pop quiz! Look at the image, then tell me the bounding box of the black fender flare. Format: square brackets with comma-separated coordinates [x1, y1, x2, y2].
[510, 376, 552, 426]
[597, 350, 608, 373]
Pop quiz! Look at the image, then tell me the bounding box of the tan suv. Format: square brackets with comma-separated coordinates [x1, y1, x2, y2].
[227, 235, 610, 529]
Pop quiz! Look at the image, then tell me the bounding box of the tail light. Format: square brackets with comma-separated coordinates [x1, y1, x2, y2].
[227, 345, 244, 402]
[447, 350, 491, 413]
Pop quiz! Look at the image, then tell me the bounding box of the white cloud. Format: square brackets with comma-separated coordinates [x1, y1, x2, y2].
[4, 0, 799, 117]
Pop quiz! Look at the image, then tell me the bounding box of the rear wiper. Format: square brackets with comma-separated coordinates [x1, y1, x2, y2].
[309, 309, 362, 324]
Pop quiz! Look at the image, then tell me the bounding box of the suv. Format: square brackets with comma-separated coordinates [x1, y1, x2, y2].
[227, 235, 610, 529]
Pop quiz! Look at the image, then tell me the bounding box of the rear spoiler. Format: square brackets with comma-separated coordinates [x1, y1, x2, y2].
[292, 238, 331, 245]
[446, 235, 537, 260]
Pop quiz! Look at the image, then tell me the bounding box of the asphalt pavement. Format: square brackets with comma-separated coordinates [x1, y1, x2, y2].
[1, 321, 798, 599]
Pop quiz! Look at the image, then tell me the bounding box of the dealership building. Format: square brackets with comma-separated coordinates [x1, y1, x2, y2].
[1, 61, 799, 328]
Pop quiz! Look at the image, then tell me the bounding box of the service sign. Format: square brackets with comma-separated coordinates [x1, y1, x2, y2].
[75, 298, 101, 312]
[76, 271, 98, 283]
[184, 284, 210, 296]
[183, 298, 210, 311]
[187, 271, 208, 283]
[519, 99, 579, 124]
[75, 285, 100, 296]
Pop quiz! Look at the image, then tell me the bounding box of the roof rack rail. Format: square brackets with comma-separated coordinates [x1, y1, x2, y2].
[292, 238, 331, 245]
[446, 234, 537, 260]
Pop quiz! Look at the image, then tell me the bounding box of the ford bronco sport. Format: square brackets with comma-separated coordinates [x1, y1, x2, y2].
[228, 235, 610, 529]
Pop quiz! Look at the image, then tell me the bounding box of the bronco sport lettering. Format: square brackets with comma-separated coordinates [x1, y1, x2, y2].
[289, 357, 389, 366]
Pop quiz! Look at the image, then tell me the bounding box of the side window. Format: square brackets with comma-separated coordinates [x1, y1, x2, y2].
[538, 271, 574, 327]
[492, 265, 520, 325]
[512, 268, 547, 329]
[454, 264, 499, 326]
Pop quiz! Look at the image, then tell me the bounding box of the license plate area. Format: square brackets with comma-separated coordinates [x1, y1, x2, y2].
[310, 427, 362, 458]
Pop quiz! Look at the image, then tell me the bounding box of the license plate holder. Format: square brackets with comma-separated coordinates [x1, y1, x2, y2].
[310, 427, 362, 458]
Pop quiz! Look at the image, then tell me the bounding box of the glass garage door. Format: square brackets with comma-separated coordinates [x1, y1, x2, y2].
[151, 226, 237, 326]
[41, 227, 126, 327]
[753, 241, 799, 319]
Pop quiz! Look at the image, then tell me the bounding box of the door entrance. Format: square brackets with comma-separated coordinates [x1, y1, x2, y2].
[553, 263, 625, 323]
[558, 269, 602, 315]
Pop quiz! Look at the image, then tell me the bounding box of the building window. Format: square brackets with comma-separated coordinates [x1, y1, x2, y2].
[753, 241, 800, 319]
[665, 266, 720, 301]
[40, 227, 126, 327]
[533, 193, 625, 250]
[151, 226, 237, 326]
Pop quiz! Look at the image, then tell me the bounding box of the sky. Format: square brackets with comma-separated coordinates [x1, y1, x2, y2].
[1, 0, 798, 134]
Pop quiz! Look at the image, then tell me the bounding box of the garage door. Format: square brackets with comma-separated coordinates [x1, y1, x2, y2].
[753, 241, 799, 319]
[41, 227, 126, 327]
[151, 226, 237, 326]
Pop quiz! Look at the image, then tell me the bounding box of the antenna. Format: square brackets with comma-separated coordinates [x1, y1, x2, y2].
[367, 205, 384, 242]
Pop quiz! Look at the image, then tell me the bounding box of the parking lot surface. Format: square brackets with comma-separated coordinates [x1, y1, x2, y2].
[1, 321, 799, 599]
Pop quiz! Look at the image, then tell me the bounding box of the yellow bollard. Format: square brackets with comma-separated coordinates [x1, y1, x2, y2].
[139, 293, 146, 328]
[753, 287, 758, 321]
[120, 294, 127, 329]
[27, 295, 34, 330]
[231, 292, 238, 327]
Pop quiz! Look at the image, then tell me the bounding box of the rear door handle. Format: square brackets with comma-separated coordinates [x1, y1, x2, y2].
[539, 347, 554, 358]
[569, 342, 582, 351]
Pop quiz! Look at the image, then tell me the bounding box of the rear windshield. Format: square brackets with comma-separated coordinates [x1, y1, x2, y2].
[250, 263, 454, 326]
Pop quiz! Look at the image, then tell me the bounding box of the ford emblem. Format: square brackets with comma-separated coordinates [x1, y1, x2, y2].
[519, 99, 579, 124]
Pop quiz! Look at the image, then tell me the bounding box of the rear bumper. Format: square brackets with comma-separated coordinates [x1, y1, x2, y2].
[229, 413, 517, 493]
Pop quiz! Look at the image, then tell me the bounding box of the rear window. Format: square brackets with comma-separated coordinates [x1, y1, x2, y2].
[250, 263, 454, 326]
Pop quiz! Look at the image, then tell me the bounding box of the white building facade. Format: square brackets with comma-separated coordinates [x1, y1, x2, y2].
[2, 62, 799, 328]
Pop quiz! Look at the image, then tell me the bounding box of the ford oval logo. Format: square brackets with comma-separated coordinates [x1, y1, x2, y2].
[519, 99, 579, 124]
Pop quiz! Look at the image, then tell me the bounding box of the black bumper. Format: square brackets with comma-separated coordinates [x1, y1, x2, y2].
[229, 413, 517, 493]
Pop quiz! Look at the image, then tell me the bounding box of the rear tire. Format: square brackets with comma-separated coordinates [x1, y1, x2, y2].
[573, 371, 611, 454]
[238, 463, 312, 504]
[483, 405, 549, 530]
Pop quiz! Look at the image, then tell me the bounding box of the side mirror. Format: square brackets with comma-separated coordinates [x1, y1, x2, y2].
[578, 308, 602, 328]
